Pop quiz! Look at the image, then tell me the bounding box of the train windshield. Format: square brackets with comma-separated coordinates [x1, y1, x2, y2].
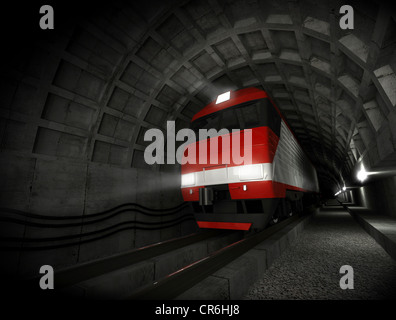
[191, 98, 280, 136]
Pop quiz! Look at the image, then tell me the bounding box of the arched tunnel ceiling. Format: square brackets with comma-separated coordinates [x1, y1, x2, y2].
[2, 0, 396, 196]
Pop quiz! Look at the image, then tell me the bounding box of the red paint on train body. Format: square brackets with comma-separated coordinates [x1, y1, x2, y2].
[181, 126, 279, 175]
[181, 87, 319, 230]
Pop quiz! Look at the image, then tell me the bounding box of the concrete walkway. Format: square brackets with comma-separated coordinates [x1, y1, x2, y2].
[243, 205, 396, 299]
[345, 205, 396, 260]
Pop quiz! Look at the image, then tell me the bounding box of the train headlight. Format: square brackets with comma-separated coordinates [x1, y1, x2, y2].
[239, 164, 263, 181]
[181, 173, 195, 186]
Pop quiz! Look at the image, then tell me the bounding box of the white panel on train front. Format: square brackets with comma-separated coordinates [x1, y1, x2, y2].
[204, 167, 228, 184]
[193, 163, 273, 187]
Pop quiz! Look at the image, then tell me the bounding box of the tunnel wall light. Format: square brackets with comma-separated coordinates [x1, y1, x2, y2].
[357, 164, 368, 182]
[355, 166, 396, 182]
[335, 186, 349, 196]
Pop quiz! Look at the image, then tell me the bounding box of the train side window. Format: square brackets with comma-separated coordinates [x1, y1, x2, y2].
[191, 98, 277, 134]
[235, 109, 245, 129]
[191, 113, 221, 135]
[221, 108, 239, 131]
[240, 103, 261, 129]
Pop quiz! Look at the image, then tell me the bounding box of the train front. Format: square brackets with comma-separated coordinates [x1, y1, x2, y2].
[180, 88, 282, 231]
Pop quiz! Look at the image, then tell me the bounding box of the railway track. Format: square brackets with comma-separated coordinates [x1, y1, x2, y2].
[53, 229, 223, 289]
[25, 208, 313, 299]
[43, 228, 243, 298]
[129, 214, 303, 300]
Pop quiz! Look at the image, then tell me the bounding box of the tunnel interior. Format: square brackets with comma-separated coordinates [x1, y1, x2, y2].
[0, 0, 396, 281]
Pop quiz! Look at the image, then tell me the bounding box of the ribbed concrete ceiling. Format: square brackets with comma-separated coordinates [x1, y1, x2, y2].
[2, 0, 396, 196]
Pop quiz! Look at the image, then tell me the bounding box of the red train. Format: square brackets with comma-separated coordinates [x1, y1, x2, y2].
[181, 87, 319, 231]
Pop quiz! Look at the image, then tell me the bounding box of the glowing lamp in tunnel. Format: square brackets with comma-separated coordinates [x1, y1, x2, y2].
[216, 91, 231, 104]
[181, 173, 195, 186]
[342, 186, 346, 191]
[357, 165, 368, 182]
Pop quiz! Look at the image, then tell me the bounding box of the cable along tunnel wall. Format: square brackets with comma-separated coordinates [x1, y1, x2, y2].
[0, 155, 196, 278]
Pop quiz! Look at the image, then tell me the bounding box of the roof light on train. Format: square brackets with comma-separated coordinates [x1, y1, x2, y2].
[216, 91, 231, 104]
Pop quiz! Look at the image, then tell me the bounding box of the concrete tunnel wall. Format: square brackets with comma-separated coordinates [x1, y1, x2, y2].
[0, 153, 196, 277]
[1, 0, 396, 278]
[350, 176, 396, 217]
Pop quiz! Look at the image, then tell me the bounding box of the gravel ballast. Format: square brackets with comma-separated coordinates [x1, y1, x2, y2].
[243, 206, 396, 300]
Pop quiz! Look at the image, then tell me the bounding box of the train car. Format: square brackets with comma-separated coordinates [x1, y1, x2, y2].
[180, 87, 319, 231]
